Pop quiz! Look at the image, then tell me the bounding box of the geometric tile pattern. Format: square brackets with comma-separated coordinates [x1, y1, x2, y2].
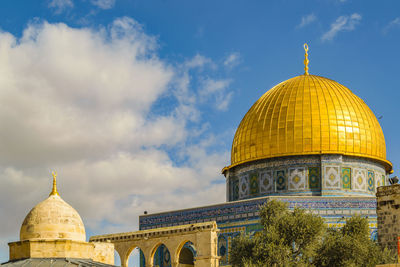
[218, 235, 227, 264]
[239, 174, 249, 198]
[276, 170, 286, 191]
[239, 174, 250, 198]
[324, 166, 340, 189]
[342, 167, 351, 189]
[308, 167, 320, 189]
[249, 172, 259, 196]
[375, 173, 384, 188]
[353, 168, 367, 191]
[139, 196, 378, 230]
[368, 171, 375, 192]
[232, 177, 239, 201]
[259, 170, 273, 193]
[288, 167, 306, 191]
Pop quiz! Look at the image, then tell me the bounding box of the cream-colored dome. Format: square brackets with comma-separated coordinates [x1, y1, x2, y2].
[20, 176, 86, 241]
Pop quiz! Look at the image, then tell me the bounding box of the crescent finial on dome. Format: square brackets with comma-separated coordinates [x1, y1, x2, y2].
[304, 43, 309, 75]
[50, 171, 59, 196]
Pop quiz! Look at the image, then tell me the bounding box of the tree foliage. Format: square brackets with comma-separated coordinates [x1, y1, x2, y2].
[231, 200, 325, 266]
[230, 200, 396, 267]
[314, 216, 395, 267]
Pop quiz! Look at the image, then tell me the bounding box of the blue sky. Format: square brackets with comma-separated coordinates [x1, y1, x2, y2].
[0, 0, 399, 264]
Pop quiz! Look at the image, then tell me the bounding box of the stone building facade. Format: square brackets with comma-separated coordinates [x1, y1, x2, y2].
[377, 184, 400, 255]
[109, 50, 394, 266]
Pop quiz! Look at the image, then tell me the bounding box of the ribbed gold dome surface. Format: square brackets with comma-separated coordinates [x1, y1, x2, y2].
[231, 75, 392, 171]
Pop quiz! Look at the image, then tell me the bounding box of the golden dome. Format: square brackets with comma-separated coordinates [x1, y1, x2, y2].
[20, 173, 86, 242]
[230, 74, 392, 171]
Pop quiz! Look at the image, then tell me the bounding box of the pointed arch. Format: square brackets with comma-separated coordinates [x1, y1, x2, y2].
[176, 240, 196, 266]
[150, 242, 171, 267]
[126, 245, 145, 267]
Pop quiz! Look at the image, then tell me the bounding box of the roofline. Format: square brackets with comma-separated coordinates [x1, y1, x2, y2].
[222, 152, 393, 174]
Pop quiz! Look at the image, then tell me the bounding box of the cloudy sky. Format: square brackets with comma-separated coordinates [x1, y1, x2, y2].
[1, 0, 400, 264]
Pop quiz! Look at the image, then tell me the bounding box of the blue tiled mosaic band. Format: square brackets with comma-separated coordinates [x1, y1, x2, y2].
[139, 196, 377, 230]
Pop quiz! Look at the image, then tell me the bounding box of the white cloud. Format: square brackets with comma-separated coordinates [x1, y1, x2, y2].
[223, 52, 240, 68]
[0, 18, 231, 259]
[321, 13, 362, 41]
[91, 0, 116, 9]
[383, 17, 400, 34]
[48, 0, 74, 13]
[297, 13, 317, 28]
[185, 54, 215, 69]
[200, 78, 232, 110]
[201, 79, 231, 96]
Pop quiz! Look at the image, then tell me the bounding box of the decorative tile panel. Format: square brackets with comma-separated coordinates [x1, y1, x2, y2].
[308, 167, 320, 189]
[342, 167, 351, 189]
[353, 168, 367, 191]
[139, 196, 377, 230]
[239, 174, 249, 198]
[368, 171, 375, 192]
[324, 166, 340, 189]
[275, 170, 286, 191]
[288, 167, 306, 191]
[260, 170, 273, 193]
[375, 173, 384, 188]
[249, 172, 259, 196]
[218, 235, 227, 264]
[232, 177, 239, 201]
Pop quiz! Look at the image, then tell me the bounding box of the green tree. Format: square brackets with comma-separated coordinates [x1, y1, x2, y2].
[314, 216, 395, 267]
[230, 200, 396, 267]
[231, 200, 325, 267]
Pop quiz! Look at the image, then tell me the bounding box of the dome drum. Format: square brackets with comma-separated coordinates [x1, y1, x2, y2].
[225, 154, 388, 202]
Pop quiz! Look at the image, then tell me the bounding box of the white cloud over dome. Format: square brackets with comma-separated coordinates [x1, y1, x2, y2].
[0, 17, 231, 258]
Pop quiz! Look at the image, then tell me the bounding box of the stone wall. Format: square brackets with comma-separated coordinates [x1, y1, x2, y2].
[92, 242, 115, 265]
[377, 184, 400, 254]
[8, 239, 114, 265]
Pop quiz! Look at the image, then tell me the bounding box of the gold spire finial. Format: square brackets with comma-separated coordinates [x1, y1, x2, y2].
[50, 171, 59, 196]
[304, 43, 309, 75]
